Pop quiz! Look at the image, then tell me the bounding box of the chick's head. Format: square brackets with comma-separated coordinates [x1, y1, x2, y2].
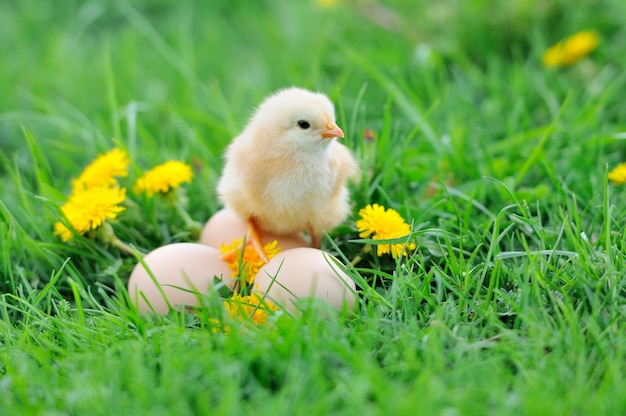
[250, 87, 344, 153]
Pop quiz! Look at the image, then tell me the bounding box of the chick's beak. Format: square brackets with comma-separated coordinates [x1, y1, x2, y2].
[321, 123, 344, 139]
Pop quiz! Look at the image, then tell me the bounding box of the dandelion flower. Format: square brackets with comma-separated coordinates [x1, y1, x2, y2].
[224, 292, 279, 325]
[71, 148, 130, 193]
[220, 238, 281, 284]
[54, 187, 126, 241]
[207, 318, 229, 333]
[134, 161, 193, 197]
[542, 30, 599, 68]
[608, 162, 626, 185]
[356, 203, 416, 258]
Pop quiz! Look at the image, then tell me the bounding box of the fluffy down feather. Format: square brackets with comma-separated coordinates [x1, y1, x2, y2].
[217, 87, 359, 248]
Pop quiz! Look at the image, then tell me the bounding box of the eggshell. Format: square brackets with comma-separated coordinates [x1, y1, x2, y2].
[254, 248, 356, 311]
[127, 243, 234, 314]
[200, 207, 309, 250]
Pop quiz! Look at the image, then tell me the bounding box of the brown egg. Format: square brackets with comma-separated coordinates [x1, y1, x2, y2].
[254, 248, 356, 312]
[127, 243, 234, 314]
[200, 208, 309, 251]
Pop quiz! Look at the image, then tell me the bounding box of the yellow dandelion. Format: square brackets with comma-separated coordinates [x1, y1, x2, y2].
[54, 187, 126, 242]
[220, 238, 281, 284]
[207, 317, 231, 334]
[542, 30, 599, 68]
[356, 203, 416, 258]
[608, 162, 626, 185]
[134, 160, 193, 197]
[53, 221, 76, 243]
[71, 148, 130, 193]
[224, 292, 279, 325]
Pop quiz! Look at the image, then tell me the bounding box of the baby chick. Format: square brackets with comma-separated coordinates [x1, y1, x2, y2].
[217, 87, 359, 257]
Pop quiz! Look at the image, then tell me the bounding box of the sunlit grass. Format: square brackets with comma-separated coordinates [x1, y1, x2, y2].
[2, 0, 626, 414]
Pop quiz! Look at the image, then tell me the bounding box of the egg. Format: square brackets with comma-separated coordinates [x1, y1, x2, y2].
[127, 243, 234, 314]
[200, 207, 309, 250]
[253, 248, 356, 312]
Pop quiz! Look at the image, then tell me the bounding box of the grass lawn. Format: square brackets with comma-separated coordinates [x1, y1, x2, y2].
[2, 0, 626, 414]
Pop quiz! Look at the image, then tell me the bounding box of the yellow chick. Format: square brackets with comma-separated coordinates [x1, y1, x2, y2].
[217, 87, 359, 257]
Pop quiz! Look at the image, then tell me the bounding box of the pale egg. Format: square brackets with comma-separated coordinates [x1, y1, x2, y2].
[200, 207, 309, 250]
[253, 247, 356, 312]
[127, 243, 234, 314]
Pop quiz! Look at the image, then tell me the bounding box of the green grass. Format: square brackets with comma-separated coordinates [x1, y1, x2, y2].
[2, 0, 626, 414]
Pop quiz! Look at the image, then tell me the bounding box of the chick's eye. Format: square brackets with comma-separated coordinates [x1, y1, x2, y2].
[297, 120, 311, 129]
